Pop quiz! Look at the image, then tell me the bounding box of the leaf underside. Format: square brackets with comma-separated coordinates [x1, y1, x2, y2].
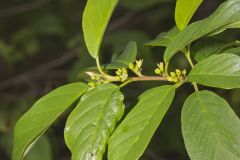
[188, 53, 240, 89]
[182, 90, 240, 160]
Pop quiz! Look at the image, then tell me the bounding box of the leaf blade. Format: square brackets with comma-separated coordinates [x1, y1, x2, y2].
[108, 85, 175, 160]
[83, 0, 119, 58]
[164, 0, 240, 62]
[107, 41, 137, 68]
[64, 84, 124, 160]
[175, 0, 203, 30]
[188, 54, 240, 89]
[182, 90, 240, 160]
[12, 83, 89, 160]
[145, 26, 179, 47]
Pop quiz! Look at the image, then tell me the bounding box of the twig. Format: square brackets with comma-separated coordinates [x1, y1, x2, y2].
[0, 52, 76, 91]
[108, 11, 138, 32]
[0, 0, 48, 18]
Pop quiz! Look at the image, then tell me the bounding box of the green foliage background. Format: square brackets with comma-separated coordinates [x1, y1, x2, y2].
[0, 0, 239, 159]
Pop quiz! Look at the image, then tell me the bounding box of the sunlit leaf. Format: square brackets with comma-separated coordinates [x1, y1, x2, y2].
[83, 0, 119, 58]
[64, 84, 124, 160]
[175, 0, 203, 30]
[12, 83, 89, 160]
[108, 85, 175, 160]
[164, 0, 240, 62]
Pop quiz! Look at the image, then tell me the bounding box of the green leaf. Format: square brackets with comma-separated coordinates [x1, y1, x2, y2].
[12, 83, 89, 160]
[192, 38, 226, 62]
[145, 27, 179, 47]
[83, 0, 119, 58]
[188, 54, 240, 89]
[224, 46, 240, 56]
[175, 0, 203, 30]
[26, 135, 52, 160]
[107, 41, 137, 68]
[164, 0, 240, 62]
[192, 39, 240, 62]
[64, 84, 124, 160]
[108, 85, 175, 160]
[182, 90, 240, 160]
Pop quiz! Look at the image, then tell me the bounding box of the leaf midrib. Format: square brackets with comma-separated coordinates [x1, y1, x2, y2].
[121, 88, 172, 160]
[197, 93, 227, 160]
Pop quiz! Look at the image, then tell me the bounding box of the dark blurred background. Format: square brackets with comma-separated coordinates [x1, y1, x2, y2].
[0, 0, 239, 160]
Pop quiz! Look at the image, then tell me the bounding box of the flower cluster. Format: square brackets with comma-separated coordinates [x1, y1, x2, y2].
[166, 69, 187, 83]
[128, 59, 143, 77]
[115, 68, 128, 82]
[155, 62, 186, 83]
[154, 62, 165, 75]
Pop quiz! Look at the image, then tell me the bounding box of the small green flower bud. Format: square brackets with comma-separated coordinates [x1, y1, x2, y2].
[136, 59, 143, 69]
[182, 69, 187, 77]
[122, 68, 127, 74]
[170, 72, 177, 78]
[159, 62, 164, 72]
[120, 74, 128, 82]
[166, 76, 173, 82]
[155, 68, 161, 75]
[172, 77, 179, 83]
[176, 69, 182, 77]
[134, 66, 139, 71]
[116, 70, 122, 76]
[129, 63, 134, 69]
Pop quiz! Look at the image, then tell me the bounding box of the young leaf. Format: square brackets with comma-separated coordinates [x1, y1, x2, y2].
[64, 84, 124, 160]
[145, 26, 179, 47]
[12, 83, 89, 160]
[182, 90, 240, 160]
[108, 85, 175, 160]
[192, 39, 240, 62]
[83, 0, 119, 58]
[175, 0, 203, 30]
[107, 41, 137, 68]
[188, 54, 240, 89]
[164, 0, 240, 62]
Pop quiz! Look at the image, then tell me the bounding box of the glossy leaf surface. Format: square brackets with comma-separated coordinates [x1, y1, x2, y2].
[164, 0, 240, 62]
[83, 0, 119, 58]
[12, 83, 89, 160]
[175, 0, 203, 30]
[108, 85, 175, 160]
[107, 41, 137, 68]
[64, 84, 124, 160]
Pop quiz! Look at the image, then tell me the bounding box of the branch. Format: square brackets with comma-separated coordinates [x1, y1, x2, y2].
[0, 52, 76, 91]
[0, 0, 48, 18]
